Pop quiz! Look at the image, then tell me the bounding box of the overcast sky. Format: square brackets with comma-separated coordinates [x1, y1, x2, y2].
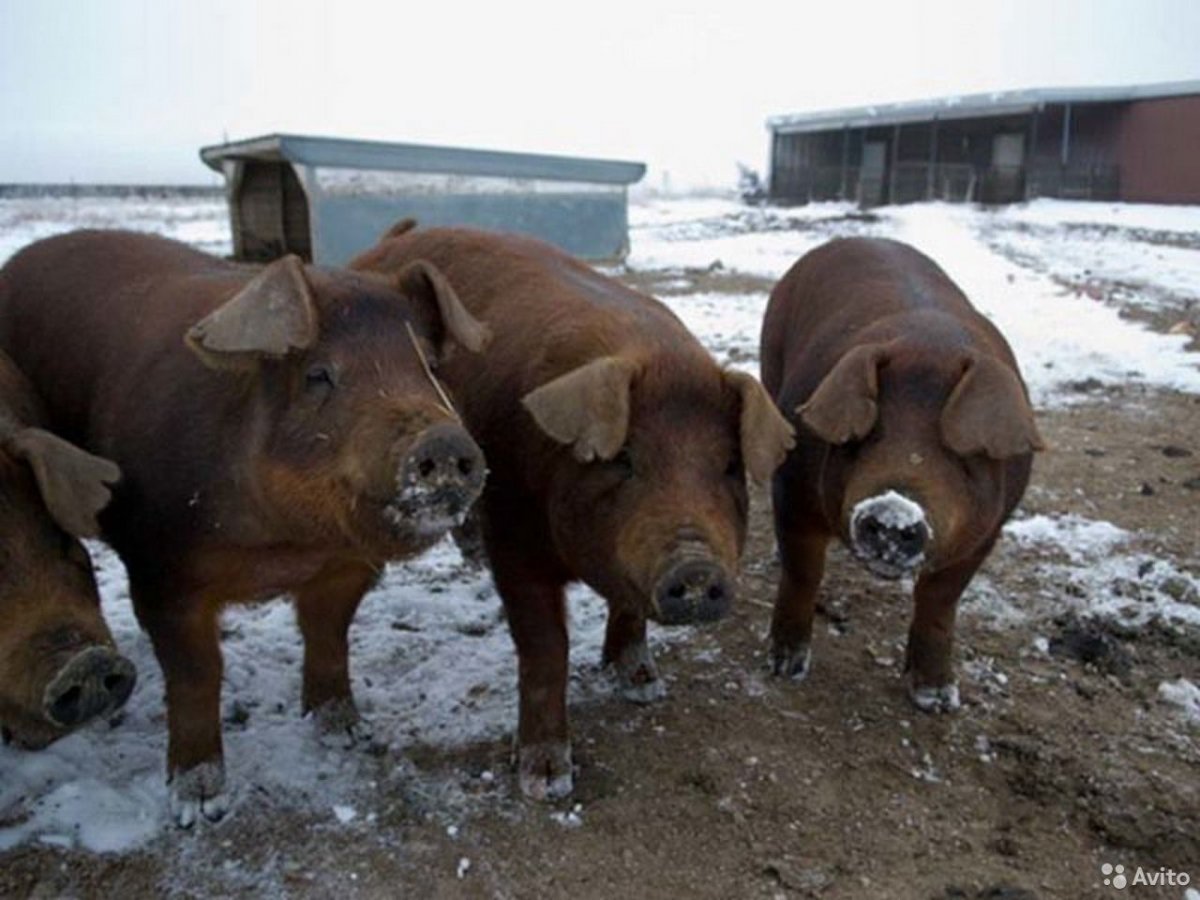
[1, 0, 1197, 188]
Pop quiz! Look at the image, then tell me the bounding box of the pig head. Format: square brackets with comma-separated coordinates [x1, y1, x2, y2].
[0, 355, 132, 749]
[799, 338, 1044, 579]
[524, 355, 792, 625]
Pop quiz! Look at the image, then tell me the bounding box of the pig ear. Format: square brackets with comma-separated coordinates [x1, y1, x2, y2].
[395, 260, 491, 356]
[7, 428, 121, 538]
[185, 255, 318, 370]
[797, 343, 889, 444]
[521, 356, 637, 462]
[941, 354, 1046, 459]
[724, 370, 795, 483]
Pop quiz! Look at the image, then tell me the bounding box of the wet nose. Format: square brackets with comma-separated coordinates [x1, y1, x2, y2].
[401, 422, 487, 502]
[850, 494, 931, 575]
[43, 645, 137, 729]
[653, 557, 734, 625]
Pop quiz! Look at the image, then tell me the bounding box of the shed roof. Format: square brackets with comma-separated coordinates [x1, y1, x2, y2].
[768, 79, 1200, 135]
[200, 133, 646, 185]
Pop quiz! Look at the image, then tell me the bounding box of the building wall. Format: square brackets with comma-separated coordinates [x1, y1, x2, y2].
[1114, 95, 1200, 204]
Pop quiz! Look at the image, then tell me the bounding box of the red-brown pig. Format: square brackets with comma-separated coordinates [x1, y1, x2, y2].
[0, 350, 134, 749]
[0, 230, 489, 826]
[761, 238, 1043, 712]
[352, 222, 794, 799]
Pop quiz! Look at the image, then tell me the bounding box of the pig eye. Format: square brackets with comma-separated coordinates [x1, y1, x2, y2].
[611, 447, 634, 476]
[304, 364, 337, 392]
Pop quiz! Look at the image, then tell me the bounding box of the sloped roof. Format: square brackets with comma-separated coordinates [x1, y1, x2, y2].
[768, 79, 1200, 134]
[200, 134, 646, 185]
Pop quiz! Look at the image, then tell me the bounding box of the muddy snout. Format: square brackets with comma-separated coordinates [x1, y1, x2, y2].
[849, 490, 931, 579]
[651, 551, 734, 625]
[42, 645, 136, 729]
[388, 422, 486, 533]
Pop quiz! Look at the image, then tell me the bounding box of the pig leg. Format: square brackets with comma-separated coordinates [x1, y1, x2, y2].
[905, 549, 988, 713]
[603, 610, 666, 704]
[135, 591, 229, 828]
[493, 562, 573, 801]
[770, 527, 829, 681]
[295, 562, 378, 748]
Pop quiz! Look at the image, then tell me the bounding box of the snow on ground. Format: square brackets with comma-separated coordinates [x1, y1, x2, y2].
[0, 192, 1198, 853]
[0, 195, 230, 264]
[0, 539, 629, 852]
[992, 198, 1200, 235]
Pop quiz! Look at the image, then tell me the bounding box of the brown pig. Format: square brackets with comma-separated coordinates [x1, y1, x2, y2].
[0, 350, 134, 749]
[0, 230, 489, 826]
[352, 223, 794, 799]
[761, 237, 1043, 712]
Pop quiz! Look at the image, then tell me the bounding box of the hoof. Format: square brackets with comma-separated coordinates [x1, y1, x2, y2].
[517, 741, 574, 802]
[311, 698, 375, 750]
[770, 641, 812, 682]
[908, 680, 961, 714]
[610, 641, 667, 705]
[169, 761, 229, 829]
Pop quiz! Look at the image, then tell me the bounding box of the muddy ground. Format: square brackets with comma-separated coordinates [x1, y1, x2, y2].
[2, 259, 1199, 900]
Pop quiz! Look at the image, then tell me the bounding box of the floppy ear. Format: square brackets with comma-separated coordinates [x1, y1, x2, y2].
[7, 428, 121, 538]
[395, 259, 491, 356]
[521, 356, 637, 462]
[941, 354, 1045, 459]
[185, 255, 318, 370]
[724, 370, 795, 483]
[797, 343, 890, 444]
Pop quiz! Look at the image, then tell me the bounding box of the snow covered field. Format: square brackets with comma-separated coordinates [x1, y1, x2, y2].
[0, 193, 1197, 859]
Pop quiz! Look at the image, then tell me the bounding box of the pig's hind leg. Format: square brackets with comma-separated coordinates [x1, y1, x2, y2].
[295, 562, 379, 748]
[603, 610, 666, 704]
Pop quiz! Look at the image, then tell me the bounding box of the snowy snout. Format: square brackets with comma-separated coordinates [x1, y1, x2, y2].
[384, 423, 486, 536]
[849, 490, 931, 579]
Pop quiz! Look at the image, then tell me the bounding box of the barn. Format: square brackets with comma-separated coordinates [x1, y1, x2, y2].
[199, 134, 646, 265]
[766, 79, 1200, 207]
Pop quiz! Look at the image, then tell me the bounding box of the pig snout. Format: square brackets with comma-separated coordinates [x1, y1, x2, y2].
[387, 422, 486, 535]
[42, 645, 137, 729]
[651, 549, 734, 625]
[849, 490, 932, 579]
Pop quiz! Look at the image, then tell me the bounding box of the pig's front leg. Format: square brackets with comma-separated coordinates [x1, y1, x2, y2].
[603, 609, 666, 704]
[906, 549, 988, 713]
[769, 526, 829, 682]
[295, 561, 378, 748]
[492, 556, 573, 801]
[135, 589, 229, 828]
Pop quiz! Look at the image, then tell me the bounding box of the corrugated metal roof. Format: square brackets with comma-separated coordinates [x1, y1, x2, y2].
[768, 79, 1200, 134]
[199, 134, 645, 185]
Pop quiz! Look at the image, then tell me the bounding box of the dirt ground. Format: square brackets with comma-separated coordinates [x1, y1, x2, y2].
[2, 267, 1199, 900]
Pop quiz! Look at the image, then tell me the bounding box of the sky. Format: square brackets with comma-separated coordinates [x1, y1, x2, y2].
[1, 0, 1198, 189]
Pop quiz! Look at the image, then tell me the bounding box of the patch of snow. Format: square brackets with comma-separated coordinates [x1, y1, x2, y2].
[1157, 679, 1200, 727]
[994, 199, 1200, 235]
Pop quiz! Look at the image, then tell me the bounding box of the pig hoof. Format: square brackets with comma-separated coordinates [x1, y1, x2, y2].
[169, 761, 229, 828]
[770, 644, 812, 682]
[610, 643, 667, 705]
[908, 681, 961, 714]
[517, 742, 574, 801]
[311, 699, 374, 750]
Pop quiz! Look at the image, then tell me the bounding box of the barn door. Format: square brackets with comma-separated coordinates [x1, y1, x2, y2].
[860, 141, 887, 207]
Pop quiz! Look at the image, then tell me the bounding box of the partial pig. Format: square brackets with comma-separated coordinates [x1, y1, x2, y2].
[0, 351, 133, 749]
[353, 224, 794, 799]
[0, 231, 488, 826]
[760, 238, 1043, 712]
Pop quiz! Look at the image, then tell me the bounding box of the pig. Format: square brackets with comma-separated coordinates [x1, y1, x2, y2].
[760, 237, 1044, 712]
[351, 223, 795, 799]
[0, 230, 489, 826]
[0, 350, 134, 749]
